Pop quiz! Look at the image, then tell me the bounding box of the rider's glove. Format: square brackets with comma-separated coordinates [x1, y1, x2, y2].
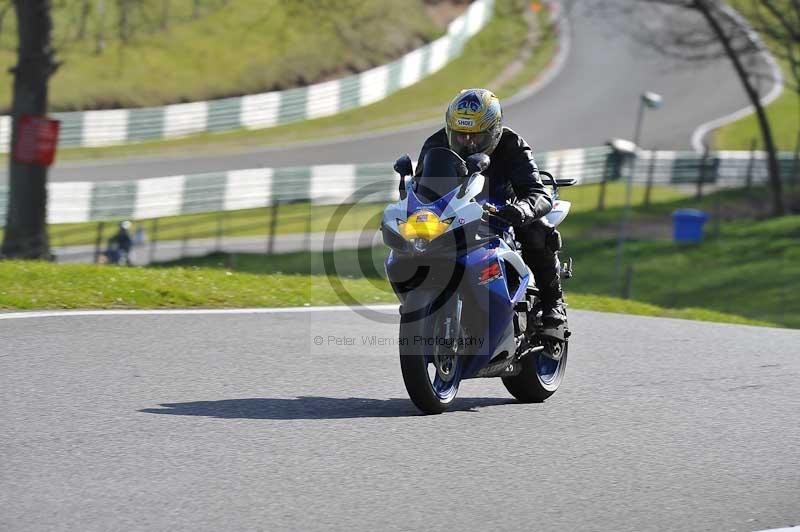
[498, 203, 525, 226]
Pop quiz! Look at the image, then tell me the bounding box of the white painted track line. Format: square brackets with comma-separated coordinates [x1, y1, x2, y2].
[0, 305, 400, 321]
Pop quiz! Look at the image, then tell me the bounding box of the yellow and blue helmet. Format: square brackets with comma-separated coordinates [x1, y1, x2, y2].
[445, 88, 502, 158]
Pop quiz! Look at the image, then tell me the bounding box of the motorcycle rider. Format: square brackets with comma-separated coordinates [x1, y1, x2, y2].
[413, 88, 567, 358]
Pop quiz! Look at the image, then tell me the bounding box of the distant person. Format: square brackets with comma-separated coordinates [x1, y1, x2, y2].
[105, 220, 133, 265]
[413, 88, 567, 359]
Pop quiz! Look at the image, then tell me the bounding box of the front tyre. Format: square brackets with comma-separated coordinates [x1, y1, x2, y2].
[399, 310, 462, 415]
[502, 341, 568, 403]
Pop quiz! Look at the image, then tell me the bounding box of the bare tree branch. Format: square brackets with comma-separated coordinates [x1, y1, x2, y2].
[748, 0, 800, 93]
[755, 0, 800, 42]
[695, 0, 784, 215]
[593, 0, 789, 215]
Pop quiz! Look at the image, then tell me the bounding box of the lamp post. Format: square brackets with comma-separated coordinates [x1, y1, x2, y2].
[612, 91, 663, 298]
[633, 91, 663, 148]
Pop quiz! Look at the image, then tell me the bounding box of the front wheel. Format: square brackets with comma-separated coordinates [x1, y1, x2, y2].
[399, 308, 463, 415]
[502, 340, 568, 403]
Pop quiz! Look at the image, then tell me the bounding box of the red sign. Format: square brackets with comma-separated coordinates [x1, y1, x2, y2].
[12, 114, 61, 166]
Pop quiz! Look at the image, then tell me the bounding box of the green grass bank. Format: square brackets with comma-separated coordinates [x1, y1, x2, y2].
[0, 257, 771, 328]
[0, 0, 442, 112]
[39, 0, 554, 162]
[556, 185, 800, 328]
[1, 184, 789, 328]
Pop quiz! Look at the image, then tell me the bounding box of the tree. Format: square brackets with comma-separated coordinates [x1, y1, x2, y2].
[695, 0, 784, 216]
[748, 0, 800, 160]
[596, 0, 787, 216]
[95, 0, 106, 54]
[118, 0, 132, 42]
[1, 0, 58, 259]
[749, 0, 799, 95]
[76, 0, 91, 40]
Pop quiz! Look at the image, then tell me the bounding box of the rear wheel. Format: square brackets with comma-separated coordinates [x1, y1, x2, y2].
[502, 340, 567, 403]
[399, 307, 463, 414]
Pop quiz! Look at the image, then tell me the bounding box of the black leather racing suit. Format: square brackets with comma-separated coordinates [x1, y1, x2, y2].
[414, 126, 566, 316]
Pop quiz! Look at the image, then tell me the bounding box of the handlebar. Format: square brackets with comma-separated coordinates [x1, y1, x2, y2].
[482, 203, 512, 226]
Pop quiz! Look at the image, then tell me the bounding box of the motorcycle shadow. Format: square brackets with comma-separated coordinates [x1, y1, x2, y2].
[139, 396, 515, 420]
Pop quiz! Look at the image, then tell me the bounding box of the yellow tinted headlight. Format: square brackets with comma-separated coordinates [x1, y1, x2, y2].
[398, 210, 452, 242]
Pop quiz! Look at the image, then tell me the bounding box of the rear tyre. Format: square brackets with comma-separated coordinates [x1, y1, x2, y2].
[399, 310, 462, 415]
[502, 340, 567, 403]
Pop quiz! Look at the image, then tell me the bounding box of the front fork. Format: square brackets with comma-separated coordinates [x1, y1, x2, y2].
[433, 296, 463, 382]
[441, 297, 463, 349]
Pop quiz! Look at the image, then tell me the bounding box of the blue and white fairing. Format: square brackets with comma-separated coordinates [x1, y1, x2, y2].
[381, 168, 484, 250]
[382, 171, 532, 379]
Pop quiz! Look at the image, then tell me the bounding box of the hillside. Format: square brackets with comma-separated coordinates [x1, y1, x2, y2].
[0, 0, 454, 112]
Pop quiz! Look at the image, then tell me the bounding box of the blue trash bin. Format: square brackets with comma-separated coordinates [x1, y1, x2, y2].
[672, 209, 709, 243]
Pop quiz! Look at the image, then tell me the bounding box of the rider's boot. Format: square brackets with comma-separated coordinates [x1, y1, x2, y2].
[518, 221, 569, 360]
[532, 255, 569, 361]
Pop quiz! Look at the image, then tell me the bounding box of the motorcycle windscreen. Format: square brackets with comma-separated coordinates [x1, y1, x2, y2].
[415, 147, 468, 204]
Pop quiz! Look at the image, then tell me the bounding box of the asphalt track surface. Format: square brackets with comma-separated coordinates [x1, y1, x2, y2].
[2, 308, 799, 531]
[39, 0, 766, 184]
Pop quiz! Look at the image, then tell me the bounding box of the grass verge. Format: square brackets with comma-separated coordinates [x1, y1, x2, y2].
[33, 0, 556, 163]
[555, 185, 800, 328]
[0, 256, 772, 328]
[8, 185, 790, 328]
[713, 62, 799, 151]
[561, 216, 799, 328]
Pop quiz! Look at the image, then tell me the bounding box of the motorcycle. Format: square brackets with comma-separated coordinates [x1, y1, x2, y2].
[381, 147, 576, 414]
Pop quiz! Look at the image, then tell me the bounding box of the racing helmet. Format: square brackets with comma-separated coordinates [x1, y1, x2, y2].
[444, 88, 503, 158]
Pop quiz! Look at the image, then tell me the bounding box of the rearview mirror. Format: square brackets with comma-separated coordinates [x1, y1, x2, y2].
[394, 154, 413, 177]
[466, 153, 490, 174]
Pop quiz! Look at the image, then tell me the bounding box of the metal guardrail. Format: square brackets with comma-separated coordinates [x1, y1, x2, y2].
[2, 146, 798, 227]
[15, 144, 792, 265]
[49, 205, 338, 264]
[0, 0, 494, 152]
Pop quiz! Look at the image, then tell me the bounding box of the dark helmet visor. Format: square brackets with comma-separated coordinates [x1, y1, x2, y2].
[447, 130, 494, 157]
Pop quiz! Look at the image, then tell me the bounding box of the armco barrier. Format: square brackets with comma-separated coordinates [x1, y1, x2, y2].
[0, 0, 494, 152]
[1, 146, 796, 227]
